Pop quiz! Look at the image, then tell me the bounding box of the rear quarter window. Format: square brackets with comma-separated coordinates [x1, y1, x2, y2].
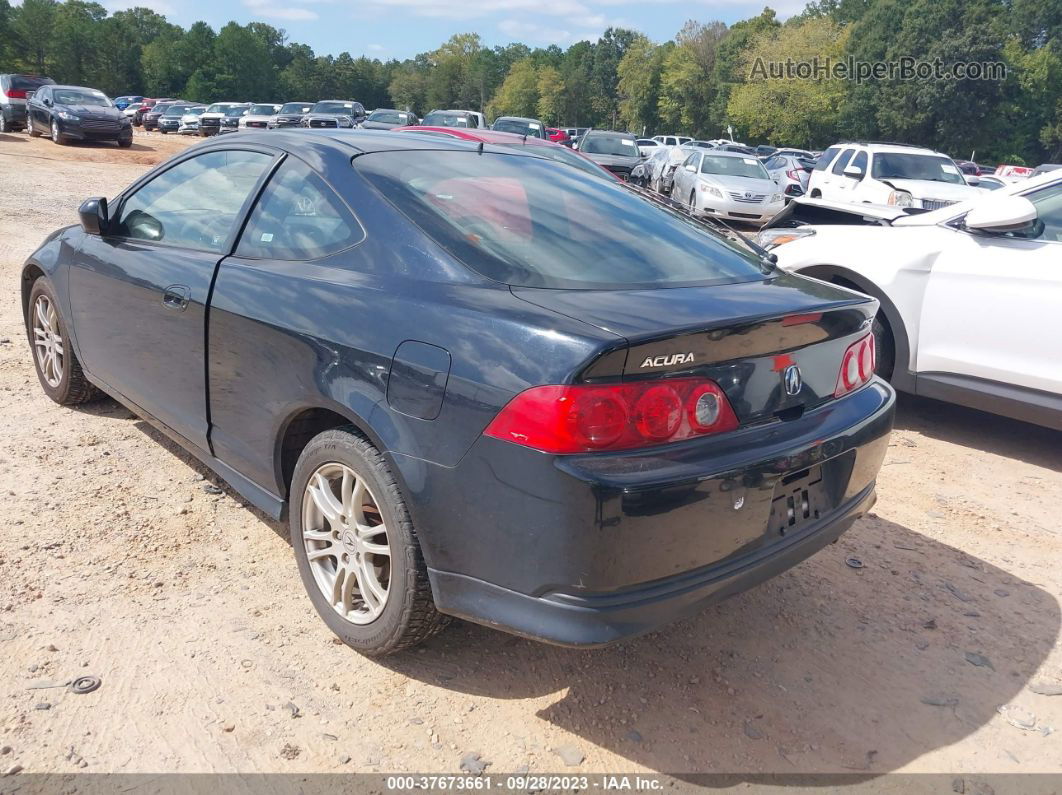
[814, 147, 840, 171]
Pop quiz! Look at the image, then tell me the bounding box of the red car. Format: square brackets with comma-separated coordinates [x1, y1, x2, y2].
[546, 127, 571, 145]
[391, 126, 617, 181]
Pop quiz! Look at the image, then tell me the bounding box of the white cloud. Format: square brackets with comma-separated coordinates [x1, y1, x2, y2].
[361, 0, 592, 20]
[368, 43, 386, 51]
[243, 0, 319, 21]
[498, 17, 605, 45]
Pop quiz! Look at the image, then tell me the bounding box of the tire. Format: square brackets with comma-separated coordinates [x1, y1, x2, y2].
[688, 190, 697, 215]
[26, 278, 100, 405]
[51, 119, 65, 145]
[0, 114, 8, 133]
[28, 122, 40, 138]
[289, 427, 448, 655]
[117, 134, 132, 148]
[872, 313, 896, 380]
[810, 189, 821, 198]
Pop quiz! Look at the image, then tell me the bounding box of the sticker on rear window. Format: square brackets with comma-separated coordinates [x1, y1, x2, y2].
[260, 233, 274, 243]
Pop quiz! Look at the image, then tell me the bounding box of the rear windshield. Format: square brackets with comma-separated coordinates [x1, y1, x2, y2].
[312, 101, 354, 114]
[581, 135, 639, 157]
[368, 110, 409, 124]
[354, 150, 767, 290]
[423, 112, 470, 128]
[700, 154, 769, 180]
[8, 75, 54, 90]
[493, 118, 543, 137]
[871, 152, 966, 184]
[54, 88, 111, 106]
[280, 103, 312, 114]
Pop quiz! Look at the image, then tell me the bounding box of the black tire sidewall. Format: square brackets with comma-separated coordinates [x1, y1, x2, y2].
[289, 430, 417, 654]
[27, 279, 76, 403]
[872, 314, 896, 380]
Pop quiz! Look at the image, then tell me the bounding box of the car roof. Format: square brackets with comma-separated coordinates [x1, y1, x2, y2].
[208, 128, 559, 156]
[584, 130, 632, 138]
[495, 116, 538, 122]
[393, 126, 558, 148]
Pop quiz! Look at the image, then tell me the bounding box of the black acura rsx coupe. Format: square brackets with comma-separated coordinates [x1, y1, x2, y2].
[22, 130, 894, 655]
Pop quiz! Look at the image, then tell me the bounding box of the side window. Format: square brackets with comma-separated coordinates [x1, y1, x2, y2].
[683, 153, 697, 167]
[236, 157, 364, 260]
[831, 148, 856, 175]
[849, 150, 868, 178]
[814, 146, 840, 172]
[764, 156, 782, 170]
[114, 149, 273, 252]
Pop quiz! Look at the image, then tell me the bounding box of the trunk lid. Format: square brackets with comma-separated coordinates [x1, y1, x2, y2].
[512, 272, 876, 424]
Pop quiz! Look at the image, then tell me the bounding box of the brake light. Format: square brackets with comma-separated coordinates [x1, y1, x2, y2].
[4, 89, 27, 99]
[786, 169, 799, 181]
[483, 378, 739, 454]
[835, 335, 875, 398]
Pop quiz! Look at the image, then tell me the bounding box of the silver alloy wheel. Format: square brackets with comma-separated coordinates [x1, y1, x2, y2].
[32, 294, 64, 388]
[51, 119, 60, 143]
[302, 462, 391, 624]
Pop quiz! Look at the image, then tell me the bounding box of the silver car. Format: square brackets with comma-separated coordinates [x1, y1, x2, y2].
[177, 105, 207, 135]
[763, 153, 815, 202]
[671, 149, 784, 225]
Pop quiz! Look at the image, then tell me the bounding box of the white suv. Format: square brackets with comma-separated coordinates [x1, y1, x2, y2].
[808, 142, 981, 210]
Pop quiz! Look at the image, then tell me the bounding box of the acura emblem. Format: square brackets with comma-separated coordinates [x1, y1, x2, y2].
[783, 364, 802, 396]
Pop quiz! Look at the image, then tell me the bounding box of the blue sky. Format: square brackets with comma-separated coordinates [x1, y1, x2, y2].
[107, 0, 808, 60]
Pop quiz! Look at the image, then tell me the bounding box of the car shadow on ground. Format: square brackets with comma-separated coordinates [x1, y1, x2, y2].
[894, 393, 1062, 471]
[88, 397, 1059, 779]
[383, 515, 1058, 778]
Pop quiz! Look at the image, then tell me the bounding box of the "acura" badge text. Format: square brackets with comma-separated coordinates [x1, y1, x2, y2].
[640, 353, 695, 368]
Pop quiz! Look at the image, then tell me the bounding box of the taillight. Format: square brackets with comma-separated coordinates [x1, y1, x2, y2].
[835, 335, 875, 398]
[483, 378, 739, 454]
[4, 89, 27, 99]
[786, 169, 799, 181]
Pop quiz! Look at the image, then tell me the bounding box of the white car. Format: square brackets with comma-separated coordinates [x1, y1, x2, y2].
[177, 105, 207, 135]
[808, 142, 982, 211]
[757, 171, 1062, 429]
[671, 149, 784, 224]
[239, 102, 281, 130]
[652, 134, 692, 147]
[636, 138, 660, 157]
[198, 101, 248, 137]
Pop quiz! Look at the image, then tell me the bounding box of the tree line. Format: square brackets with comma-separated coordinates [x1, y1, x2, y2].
[0, 0, 1058, 164]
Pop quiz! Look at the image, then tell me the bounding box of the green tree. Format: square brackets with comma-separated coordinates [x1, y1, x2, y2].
[617, 35, 671, 135]
[727, 17, 851, 146]
[48, 0, 106, 84]
[536, 64, 563, 123]
[12, 0, 57, 73]
[487, 58, 538, 119]
[659, 20, 729, 136]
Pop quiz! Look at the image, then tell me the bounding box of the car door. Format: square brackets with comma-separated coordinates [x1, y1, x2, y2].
[67, 146, 277, 451]
[28, 86, 47, 133]
[674, 152, 697, 198]
[916, 179, 1062, 398]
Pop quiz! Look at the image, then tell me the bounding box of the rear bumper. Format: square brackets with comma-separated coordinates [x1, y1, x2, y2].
[408, 380, 895, 646]
[430, 482, 874, 646]
[2, 104, 27, 125]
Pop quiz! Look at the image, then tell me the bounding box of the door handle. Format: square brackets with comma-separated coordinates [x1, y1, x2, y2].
[162, 284, 190, 311]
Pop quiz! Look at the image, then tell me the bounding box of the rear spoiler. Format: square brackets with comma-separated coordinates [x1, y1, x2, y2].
[761, 197, 927, 230]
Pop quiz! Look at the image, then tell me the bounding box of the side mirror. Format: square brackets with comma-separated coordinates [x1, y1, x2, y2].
[842, 164, 863, 178]
[78, 197, 109, 236]
[685, 164, 696, 172]
[43, 98, 52, 107]
[964, 195, 1037, 234]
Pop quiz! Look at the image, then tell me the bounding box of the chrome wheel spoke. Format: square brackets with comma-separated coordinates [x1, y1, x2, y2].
[301, 462, 392, 625]
[32, 296, 63, 388]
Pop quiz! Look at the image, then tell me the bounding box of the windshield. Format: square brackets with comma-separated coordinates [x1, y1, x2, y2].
[279, 103, 312, 114]
[355, 150, 766, 290]
[183, 107, 206, 116]
[224, 107, 248, 117]
[493, 118, 543, 137]
[368, 110, 408, 124]
[312, 101, 353, 114]
[249, 104, 277, 115]
[423, 112, 469, 128]
[163, 105, 189, 116]
[581, 135, 639, 157]
[54, 88, 111, 107]
[497, 143, 612, 180]
[872, 153, 965, 184]
[700, 154, 769, 180]
[205, 104, 234, 113]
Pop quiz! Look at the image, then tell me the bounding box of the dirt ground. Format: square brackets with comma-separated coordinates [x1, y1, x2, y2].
[1, 128, 1061, 782]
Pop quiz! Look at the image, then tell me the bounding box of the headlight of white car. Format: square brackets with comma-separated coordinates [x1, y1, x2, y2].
[770, 193, 783, 204]
[753, 227, 816, 250]
[699, 184, 723, 198]
[888, 190, 914, 208]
